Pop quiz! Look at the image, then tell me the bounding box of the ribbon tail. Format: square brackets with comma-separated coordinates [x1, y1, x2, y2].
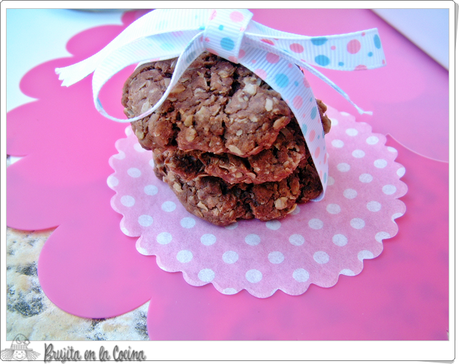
[55, 9, 210, 87]
[55, 54, 101, 87]
[354, 105, 373, 116]
[245, 25, 386, 72]
[243, 37, 373, 115]
[300, 62, 373, 115]
[54, 14, 160, 86]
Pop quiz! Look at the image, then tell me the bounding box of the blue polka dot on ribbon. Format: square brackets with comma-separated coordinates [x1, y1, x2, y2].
[311, 37, 328, 46]
[275, 73, 289, 88]
[315, 55, 330, 67]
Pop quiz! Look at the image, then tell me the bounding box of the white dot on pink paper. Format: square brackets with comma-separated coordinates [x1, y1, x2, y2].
[149, 159, 154, 168]
[337, 163, 350, 172]
[198, 268, 215, 282]
[114, 151, 126, 160]
[268, 251, 284, 264]
[358, 250, 374, 261]
[201, 234, 216, 246]
[120, 195, 135, 207]
[383, 185, 397, 195]
[266, 220, 281, 230]
[161, 201, 176, 212]
[332, 234, 348, 246]
[350, 218, 365, 229]
[144, 185, 158, 195]
[327, 176, 335, 186]
[138, 214, 153, 227]
[180, 217, 196, 228]
[157, 232, 172, 245]
[313, 251, 329, 264]
[225, 222, 238, 230]
[392, 212, 403, 221]
[397, 167, 406, 177]
[367, 201, 381, 212]
[289, 234, 305, 246]
[326, 204, 341, 214]
[387, 146, 397, 153]
[246, 269, 263, 283]
[222, 251, 238, 264]
[345, 128, 358, 136]
[290, 205, 301, 215]
[125, 126, 132, 136]
[330, 118, 339, 126]
[137, 245, 149, 256]
[359, 173, 373, 183]
[121, 227, 130, 236]
[127, 167, 142, 178]
[308, 218, 323, 229]
[340, 269, 355, 276]
[223, 288, 238, 295]
[176, 250, 193, 263]
[366, 136, 379, 145]
[331, 139, 344, 148]
[375, 231, 391, 243]
[107, 175, 119, 188]
[352, 149, 365, 158]
[245, 234, 261, 246]
[343, 189, 357, 199]
[134, 143, 147, 153]
[293, 268, 309, 282]
[374, 159, 388, 168]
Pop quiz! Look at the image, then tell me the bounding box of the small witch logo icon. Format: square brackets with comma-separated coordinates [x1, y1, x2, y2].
[0, 334, 40, 361]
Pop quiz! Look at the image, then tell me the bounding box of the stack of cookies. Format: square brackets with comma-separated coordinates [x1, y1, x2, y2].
[122, 52, 331, 226]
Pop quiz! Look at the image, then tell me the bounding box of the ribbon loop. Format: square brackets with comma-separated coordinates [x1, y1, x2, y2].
[203, 9, 253, 62]
[55, 9, 387, 199]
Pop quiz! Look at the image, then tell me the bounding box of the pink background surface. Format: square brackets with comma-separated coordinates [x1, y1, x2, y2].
[6, 9, 449, 340]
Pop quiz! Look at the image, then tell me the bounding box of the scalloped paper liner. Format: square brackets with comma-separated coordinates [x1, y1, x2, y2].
[107, 106, 407, 298]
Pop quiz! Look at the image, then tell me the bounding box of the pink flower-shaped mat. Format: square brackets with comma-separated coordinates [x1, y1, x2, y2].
[108, 106, 407, 298]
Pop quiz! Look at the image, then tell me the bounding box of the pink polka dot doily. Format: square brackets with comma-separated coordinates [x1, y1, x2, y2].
[108, 106, 407, 298]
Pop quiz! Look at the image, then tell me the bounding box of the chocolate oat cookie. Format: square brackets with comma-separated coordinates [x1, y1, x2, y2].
[152, 132, 324, 226]
[123, 52, 293, 157]
[152, 120, 308, 185]
[157, 158, 322, 226]
[122, 52, 331, 226]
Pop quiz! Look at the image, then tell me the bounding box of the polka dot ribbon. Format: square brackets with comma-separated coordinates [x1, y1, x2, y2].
[55, 8, 386, 197]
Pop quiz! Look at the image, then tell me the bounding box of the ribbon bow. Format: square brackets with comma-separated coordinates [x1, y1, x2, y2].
[55, 8, 386, 197]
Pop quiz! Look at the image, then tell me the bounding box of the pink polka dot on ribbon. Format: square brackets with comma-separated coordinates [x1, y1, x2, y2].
[290, 43, 304, 53]
[347, 39, 361, 54]
[229, 10, 245, 22]
[266, 52, 280, 64]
